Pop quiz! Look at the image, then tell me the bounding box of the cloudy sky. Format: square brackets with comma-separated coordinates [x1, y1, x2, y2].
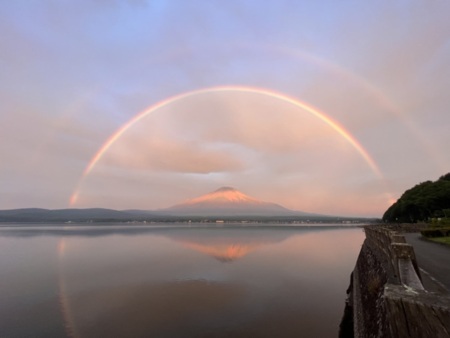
[1, 0, 449, 217]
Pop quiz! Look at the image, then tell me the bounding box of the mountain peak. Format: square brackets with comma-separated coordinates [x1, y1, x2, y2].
[214, 186, 237, 193]
[166, 186, 295, 216]
[181, 186, 260, 205]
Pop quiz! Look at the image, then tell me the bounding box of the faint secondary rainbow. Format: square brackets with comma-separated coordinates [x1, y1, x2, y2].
[70, 85, 383, 206]
[266, 44, 448, 172]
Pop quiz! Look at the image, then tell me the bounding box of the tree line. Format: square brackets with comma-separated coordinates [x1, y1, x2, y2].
[382, 173, 450, 223]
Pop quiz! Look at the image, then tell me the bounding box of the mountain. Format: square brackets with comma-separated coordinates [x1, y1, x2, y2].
[163, 186, 302, 217]
[0, 187, 368, 222]
[0, 208, 137, 222]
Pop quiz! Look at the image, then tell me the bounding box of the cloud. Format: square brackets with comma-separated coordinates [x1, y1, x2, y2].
[102, 138, 246, 174]
[91, 90, 363, 175]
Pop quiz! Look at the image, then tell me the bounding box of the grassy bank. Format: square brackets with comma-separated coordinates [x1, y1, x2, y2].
[428, 237, 450, 247]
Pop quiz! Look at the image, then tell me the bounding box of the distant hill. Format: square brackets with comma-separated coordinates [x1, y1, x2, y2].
[0, 187, 373, 223]
[382, 173, 450, 223]
[162, 186, 308, 217]
[0, 208, 137, 222]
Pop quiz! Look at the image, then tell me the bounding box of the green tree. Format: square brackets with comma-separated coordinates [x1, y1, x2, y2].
[382, 173, 450, 223]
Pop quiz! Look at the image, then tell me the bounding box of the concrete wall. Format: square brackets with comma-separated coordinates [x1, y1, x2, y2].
[340, 226, 450, 338]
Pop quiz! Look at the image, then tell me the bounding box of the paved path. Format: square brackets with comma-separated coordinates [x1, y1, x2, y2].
[404, 233, 450, 293]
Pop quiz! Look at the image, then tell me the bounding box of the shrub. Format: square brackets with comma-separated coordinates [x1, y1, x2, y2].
[421, 227, 450, 238]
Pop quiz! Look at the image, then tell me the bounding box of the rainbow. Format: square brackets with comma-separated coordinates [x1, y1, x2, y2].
[70, 85, 383, 206]
[257, 43, 447, 172]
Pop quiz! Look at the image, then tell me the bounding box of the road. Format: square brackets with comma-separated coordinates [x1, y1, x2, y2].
[404, 233, 450, 293]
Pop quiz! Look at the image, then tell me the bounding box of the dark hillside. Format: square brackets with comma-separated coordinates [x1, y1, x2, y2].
[382, 173, 450, 223]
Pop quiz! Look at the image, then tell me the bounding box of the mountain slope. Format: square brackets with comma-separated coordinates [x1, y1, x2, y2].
[382, 173, 450, 222]
[164, 187, 301, 216]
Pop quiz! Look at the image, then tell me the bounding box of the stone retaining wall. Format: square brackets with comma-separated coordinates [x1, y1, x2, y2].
[340, 226, 450, 338]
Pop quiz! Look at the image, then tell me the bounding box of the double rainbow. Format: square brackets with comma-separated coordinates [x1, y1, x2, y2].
[70, 85, 383, 206]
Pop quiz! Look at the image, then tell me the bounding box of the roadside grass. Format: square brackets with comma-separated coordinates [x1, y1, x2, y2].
[428, 236, 450, 247]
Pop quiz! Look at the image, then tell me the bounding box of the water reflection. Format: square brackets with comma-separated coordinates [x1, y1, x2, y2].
[161, 228, 294, 262]
[0, 225, 364, 338]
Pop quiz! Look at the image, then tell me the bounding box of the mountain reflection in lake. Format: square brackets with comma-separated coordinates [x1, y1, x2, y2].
[0, 225, 364, 338]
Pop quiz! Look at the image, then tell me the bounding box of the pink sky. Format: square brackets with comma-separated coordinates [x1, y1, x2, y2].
[1, 1, 449, 217]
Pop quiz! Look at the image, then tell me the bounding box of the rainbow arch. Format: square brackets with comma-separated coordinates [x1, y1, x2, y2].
[70, 85, 383, 206]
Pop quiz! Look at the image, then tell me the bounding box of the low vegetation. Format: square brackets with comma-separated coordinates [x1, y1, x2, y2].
[420, 227, 450, 238]
[428, 237, 450, 246]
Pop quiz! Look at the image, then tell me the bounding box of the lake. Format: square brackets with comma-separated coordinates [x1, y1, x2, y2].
[0, 224, 365, 338]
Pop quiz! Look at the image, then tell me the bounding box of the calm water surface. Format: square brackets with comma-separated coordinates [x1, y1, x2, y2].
[0, 224, 364, 338]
